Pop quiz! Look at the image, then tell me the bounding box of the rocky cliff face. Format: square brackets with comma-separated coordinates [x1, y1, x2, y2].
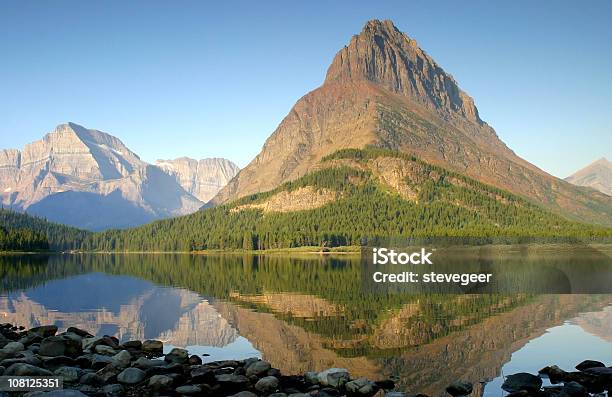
[211, 19, 612, 227]
[0, 123, 204, 230]
[565, 158, 612, 196]
[156, 157, 239, 203]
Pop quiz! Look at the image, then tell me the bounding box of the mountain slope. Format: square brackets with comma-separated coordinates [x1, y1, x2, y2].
[156, 157, 239, 203]
[0, 208, 89, 250]
[565, 158, 612, 196]
[0, 123, 204, 230]
[83, 149, 611, 252]
[211, 19, 612, 227]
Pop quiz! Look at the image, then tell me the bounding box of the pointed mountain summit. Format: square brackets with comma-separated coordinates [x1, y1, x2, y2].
[565, 158, 612, 196]
[211, 19, 612, 226]
[325, 19, 480, 122]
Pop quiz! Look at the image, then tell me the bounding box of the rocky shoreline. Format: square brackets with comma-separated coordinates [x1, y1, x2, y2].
[0, 324, 610, 397]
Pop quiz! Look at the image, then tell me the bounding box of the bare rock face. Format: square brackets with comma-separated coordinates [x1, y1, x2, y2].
[211, 19, 612, 227]
[0, 123, 203, 230]
[565, 158, 612, 196]
[155, 157, 239, 203]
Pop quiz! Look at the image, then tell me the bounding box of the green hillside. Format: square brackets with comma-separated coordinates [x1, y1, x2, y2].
[81, 149, 612, 252]
[0, 208, 90, 251]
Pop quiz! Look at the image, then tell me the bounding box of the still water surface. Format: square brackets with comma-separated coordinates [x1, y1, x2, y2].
[0, 252, 611, 397]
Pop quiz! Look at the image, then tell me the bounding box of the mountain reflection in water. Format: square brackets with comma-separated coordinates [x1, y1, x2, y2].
[0, 252, 611, 397]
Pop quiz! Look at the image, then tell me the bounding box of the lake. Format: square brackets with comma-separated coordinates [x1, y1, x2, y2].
[1, 251, 611, 397]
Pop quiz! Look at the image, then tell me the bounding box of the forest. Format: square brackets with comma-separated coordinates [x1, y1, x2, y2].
[80, 149, 612, 252]
[0, 208, 90, 251]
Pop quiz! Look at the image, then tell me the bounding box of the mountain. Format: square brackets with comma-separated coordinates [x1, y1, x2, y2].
[156, 157, 239, 203]
[82, 148, 611, 252]
[565, 158, 612, 196]
[210, 19, 612, 227]
[0, 123, 203, 230]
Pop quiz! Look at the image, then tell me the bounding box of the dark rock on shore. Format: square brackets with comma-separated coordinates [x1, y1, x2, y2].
[502, 372, 543, 392]
[445, 381, 473, 397]
[2, 323, 610, 397]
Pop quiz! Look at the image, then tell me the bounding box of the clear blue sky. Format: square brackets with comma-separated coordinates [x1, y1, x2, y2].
[1, 0, 610, 178]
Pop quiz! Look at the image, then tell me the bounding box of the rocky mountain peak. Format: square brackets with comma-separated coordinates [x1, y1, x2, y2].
[155, 157, 240, 203]
[324, 19, 481, 123]
[565, 157, 612, 196]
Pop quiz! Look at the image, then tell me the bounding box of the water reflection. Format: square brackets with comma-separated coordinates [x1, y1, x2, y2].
[0, 252, 610, 397]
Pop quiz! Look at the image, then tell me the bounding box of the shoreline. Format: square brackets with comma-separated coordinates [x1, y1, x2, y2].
[1, 242, 610, 256]
[1, 324, 610, 397]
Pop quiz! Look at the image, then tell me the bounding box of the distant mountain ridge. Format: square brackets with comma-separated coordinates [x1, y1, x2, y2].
[156, 157, 239, 203]
[211, 19, 612, 227]
[565, 158, 612, 196]
[0, 123, 235, 230]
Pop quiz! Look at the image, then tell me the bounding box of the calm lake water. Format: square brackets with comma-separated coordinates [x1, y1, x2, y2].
[1, 251, 611, 397]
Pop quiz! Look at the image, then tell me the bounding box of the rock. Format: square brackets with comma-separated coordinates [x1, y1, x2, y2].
[101, 383, 124, 396]
[30, 391, 89, 397]
[29, 325, 58, 337]
[5, 363, 53, 376]
[0, 365, 4, 376]
[190, 366, 215, 383]
[41, 355, 76, 371]
[384, 393, 406, 397]
[54, 366, 83, 383]
[576, 360, 606, 371]
[121, 340, 142, 349]
[318, 368, 350, 388]
[91, 354, 113, 370]
[142, 339, 163, 353]
[1, 354, 42, 367]
[446, 381, 473, 396]
[374, 380, 395, 390]
[111, 350, 131, 368]
[175, 385, 202, 395]
[133, 356, 166, 369]
[1, 341, 24, 354]
[346, 378, 376, 395]
[540, 365, 569, 381]
[288, 394, 311, 397]
[148, 374, 174, 390]
[305, 371, 319, 384]
[18, 333, 42, 347]
[79, 372, 104, 386]
[82, 337, 102, 351]
[269, 394, 288, 397]
[269, 367, 282, 377]
[561, 381, 587, 397]
[66, 327, 93, 338]
[39, 335, 82, 357]
[215, 373, 250, 389]
[117, 367, 146, 384]
[95, 345, 117, 355]
[504, 391, 529, 397]
[246, 360, 272, 376]
[165, 347, 189, 364]
[229, 392, 258, 397]
[188, 354, 202, 365]
[584, 367, 612, 377]
[256, 376, 280, 393]
[96, 365, 120, 384]
[502, 373, 543, 393]
[82, 335, 118, 352]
